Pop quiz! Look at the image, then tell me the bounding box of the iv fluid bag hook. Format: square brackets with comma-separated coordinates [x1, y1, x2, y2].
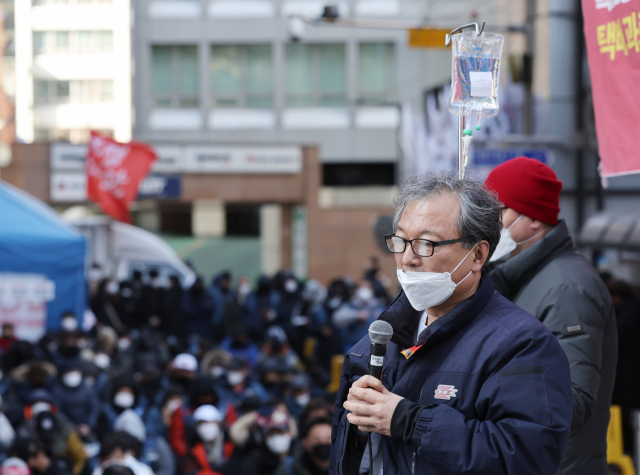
[445, 21, 486, 47]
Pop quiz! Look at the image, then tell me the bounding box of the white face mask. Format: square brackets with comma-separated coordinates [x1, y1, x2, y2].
[31, 402, 52, 417]
[490, 215, 523, 262]
[266, 433, 292, 455]
[355, 287, 374, 303]
[396, 245, 477, 311]
[106, 281, 119, 295]
[490, 215, 547, 262]
[94, 353, 111, 369]
[196, 422, 220, 442]
[61, 317, 78, 332]
[210, 366, 225, 378]
[284, 279, 298, 293]
[118, 338, 132, 350]
[294, 393, 311, 408]
[166, 399, 182, 414]
[114, 391, 135, 409]
[63, 371, 82, 388]
[227, 371, 245, 386]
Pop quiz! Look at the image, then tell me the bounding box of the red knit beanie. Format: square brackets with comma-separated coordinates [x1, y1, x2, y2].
[483, 157, 562, 225]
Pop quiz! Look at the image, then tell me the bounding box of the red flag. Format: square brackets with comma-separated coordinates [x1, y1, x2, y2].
[86, 131, 157, 223]
[582, 0, 640, 182]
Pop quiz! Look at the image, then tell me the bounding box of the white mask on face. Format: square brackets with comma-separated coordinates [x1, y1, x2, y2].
[166, 399, 182, 414]
[490, 215, 547, 262]
[284, 279, 298, 294]
[31, 402, 52, 417]
[490, 215, 523, 262]
[266, 434, 292, 455]
[61, 317, 78, 332]
[210, 366, 225, 378]
[294, 393, 310, 408]
[94, 353, 111, 369]
[196, 422, 220, 442]
[113, 391, 135, 409]
[355, 287, 374, 303]
[63, 371, 82, 388]
[396, 244, 478, 311]
[227, 371, 245, 386]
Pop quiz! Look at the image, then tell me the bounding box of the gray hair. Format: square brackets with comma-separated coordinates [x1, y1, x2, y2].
[393, 172, 502, 260]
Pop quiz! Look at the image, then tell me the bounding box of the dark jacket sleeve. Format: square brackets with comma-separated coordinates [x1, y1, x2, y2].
[391, 327, 572, 475]
[536, 282, 612, 430]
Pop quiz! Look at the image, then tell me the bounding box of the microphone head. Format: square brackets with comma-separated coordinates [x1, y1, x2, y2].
[369, 320, 393, 345]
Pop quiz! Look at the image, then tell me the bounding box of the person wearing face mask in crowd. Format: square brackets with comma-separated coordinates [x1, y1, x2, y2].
[241, 409, 295, 475]
[114, 409, 176, 475]
[285, 374, 312, 422]
[169, 376, 221, 460]
[182, 405, 233, 475]
[286, 281, 329, 360]
[219, 328, 259, 370]
[170, 354, 198, 393]
[253, 276, 280, 337]
[52, 363, 100, 438]
[9, 360, 57, 409]
[282, 417, 332, 475]
[257, 326, 301, 374]
[331, 173, 572, 475]
[209, 271, 235, 341]
[51, 330, 83, 370]
[17, 390, 87, 475]
[96, 377, 141, 441]
[216, 359, 268, 414]
[332, 281, 385, 353]
[484, 157, 617, 475]
[200, 349, 232, 385]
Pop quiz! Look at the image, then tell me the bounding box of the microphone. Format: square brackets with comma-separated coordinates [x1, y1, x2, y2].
[368, 320, 393, 380]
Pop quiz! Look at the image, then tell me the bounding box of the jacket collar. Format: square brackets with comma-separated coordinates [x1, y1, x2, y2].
[489, 220, 575, 300]
[377, 271, 495, 350]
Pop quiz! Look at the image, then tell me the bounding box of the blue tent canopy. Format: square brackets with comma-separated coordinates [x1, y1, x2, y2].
[0, 181, 86, 329]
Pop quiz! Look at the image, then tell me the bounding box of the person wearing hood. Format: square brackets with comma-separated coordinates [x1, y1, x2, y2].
[51, 330, 83, 370]
[216, 358, 268, 414]
[285, 374, 312, 422]
[331, 280, 385, 352]
[96, 377, 142, 441]
[52, 363, 101, 437]
[279, 417, 332, 475]
[114, 409, 175, 475]
[17, 390, 87, 475]
[12, 436, 73, 475]
[257, 326, 301, 374]
[10, 360, 57, 410]
[484, 157, 617, 475]
[241, 408, 295, 475]
[200, 349, 232, 384]
[182, 405, 233, 475]
[183, 278, 216, 340]
[93, 431, 152, 475]
[169, 376, 220, 459]
[219, 328, 259, 370]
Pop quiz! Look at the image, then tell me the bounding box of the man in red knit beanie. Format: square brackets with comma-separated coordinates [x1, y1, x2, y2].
[484, 157, 617, 475]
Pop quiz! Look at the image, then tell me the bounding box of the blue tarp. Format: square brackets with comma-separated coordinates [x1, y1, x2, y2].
[0, 181, 86, 329]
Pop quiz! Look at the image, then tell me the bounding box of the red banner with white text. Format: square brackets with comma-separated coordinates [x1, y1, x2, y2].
[86, 132, 157, 223]
[582, 0, 640, 181]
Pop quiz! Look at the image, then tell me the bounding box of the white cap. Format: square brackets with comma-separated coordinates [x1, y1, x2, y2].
[173, 353, 198, 372]
[193, 404, 223, 423]
[114, 409, 147, 442]
[0, 458, 30, 475]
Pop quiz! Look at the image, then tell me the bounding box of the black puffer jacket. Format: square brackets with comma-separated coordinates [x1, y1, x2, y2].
[490, 220, 618, 475]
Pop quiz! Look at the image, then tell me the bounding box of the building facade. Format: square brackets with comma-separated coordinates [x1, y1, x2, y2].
[15, 0, 132, 144]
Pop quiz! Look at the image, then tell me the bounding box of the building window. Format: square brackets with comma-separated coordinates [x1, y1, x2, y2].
[285, 43, 346, 107]
[33, 79, 114, 104]
[152, 45, 199, 108]
[358, 43, 395, 105]
[210, 45, 273, 108]
[33, 30, 113, 54]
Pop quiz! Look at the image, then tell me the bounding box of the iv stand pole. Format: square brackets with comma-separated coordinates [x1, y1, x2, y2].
[445, 21, 485, 179]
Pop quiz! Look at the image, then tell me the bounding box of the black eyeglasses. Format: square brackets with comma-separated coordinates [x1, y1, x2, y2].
[384, 234, 464, 257]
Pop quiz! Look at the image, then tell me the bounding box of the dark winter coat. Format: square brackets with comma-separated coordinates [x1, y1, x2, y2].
[490, 220, 618, 475]
[330, 272, 573, 475]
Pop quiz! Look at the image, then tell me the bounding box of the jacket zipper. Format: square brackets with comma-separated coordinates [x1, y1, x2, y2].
[412, 383, 425, 475]
[337, 413, 348, 475]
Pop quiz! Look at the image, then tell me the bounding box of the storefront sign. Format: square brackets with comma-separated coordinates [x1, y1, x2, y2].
[185, 146, 302, 174]
[51, 173, 181, 202]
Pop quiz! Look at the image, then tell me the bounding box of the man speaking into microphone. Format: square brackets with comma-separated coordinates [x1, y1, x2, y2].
[330, 173, 573, 475]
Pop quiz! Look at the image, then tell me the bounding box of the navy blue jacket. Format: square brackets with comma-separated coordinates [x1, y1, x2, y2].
[330, 273, 572, 475]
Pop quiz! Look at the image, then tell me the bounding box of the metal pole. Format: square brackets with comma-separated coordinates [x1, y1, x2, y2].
[458, 115, 464, 179]
[523, 0, 535, 134]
